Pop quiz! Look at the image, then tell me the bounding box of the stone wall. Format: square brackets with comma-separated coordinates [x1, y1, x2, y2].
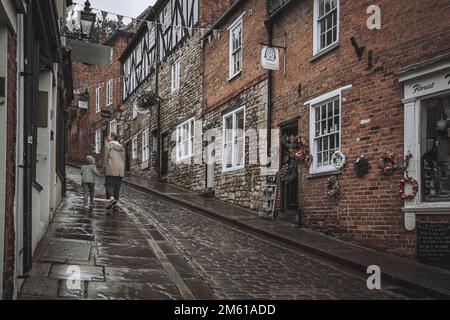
[203, 79, 269, 210]
[123, 31, 206, 192]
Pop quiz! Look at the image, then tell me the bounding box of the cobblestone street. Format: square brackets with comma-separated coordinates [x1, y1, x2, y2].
[17, 167, 431, 300]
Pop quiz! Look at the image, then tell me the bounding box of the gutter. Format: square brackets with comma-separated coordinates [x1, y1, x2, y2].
[265, 0, 274, 164]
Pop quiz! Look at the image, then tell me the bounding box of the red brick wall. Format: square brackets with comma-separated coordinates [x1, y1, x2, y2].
[68, 35, 130, 166]
[270, 0, 450, 257]
[200, 0, 231, 27]
[203, 0, 268, 113]
[3, 28, 17, 300]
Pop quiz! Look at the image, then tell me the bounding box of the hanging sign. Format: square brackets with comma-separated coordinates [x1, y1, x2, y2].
[101, 109, 112, 118]
[261, 46, 280, 71]
[78, 99, 88, 109]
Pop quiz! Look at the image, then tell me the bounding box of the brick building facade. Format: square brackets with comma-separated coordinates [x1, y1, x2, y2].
[68, 31, 133, 166]
[113, 0, 450, 263]
[267, 0, 450, 260]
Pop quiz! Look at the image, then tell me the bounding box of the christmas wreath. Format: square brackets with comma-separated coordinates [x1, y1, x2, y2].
[399, 176, 419, 200]
[379, 152, 398, 176]
[280, 135, 312, 182]
[331, 151, 346, 170]
[327, 176, 341, 199]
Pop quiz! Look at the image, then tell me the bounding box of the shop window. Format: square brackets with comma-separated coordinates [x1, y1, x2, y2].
[421, 95, 450, 202]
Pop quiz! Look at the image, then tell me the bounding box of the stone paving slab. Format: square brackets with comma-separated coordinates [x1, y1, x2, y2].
[18, 177, 216, 300]
[123, 175, 450, 299]
[41, 240, 92, 262]
[87, 282, 182, 300]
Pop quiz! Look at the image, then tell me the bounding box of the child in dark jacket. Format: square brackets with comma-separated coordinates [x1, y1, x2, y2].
[81, 156, 102, 208]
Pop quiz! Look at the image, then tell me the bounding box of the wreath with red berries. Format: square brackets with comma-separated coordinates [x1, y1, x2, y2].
[379, 152, 398, 176]
[399, 176, 419, 200]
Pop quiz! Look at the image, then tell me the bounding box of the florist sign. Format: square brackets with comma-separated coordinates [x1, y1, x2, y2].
[404, 69, 450, 99]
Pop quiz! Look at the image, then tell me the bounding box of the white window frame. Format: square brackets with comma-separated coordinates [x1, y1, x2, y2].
[313, 0, 340, 56]
[131, 136, 138, 160]
[222, 106, 246, 173]
[95, 87, 101, 113]
[132, 100, 138, 120]
[142, 129, 150, 163]
[95, 129, 102, 154]
[176, 118, 195, 161]
[106, 79, 113, 106]
[306, 85, 351, 174]
[171, 59, 180, 92]
[109, 119, 117, 134]
[228, 13, 244, 80]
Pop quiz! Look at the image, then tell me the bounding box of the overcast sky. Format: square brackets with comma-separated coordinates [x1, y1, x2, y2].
[86, 0, 157, 19]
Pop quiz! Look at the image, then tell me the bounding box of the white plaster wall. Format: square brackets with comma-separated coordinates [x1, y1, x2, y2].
[14, 13, 25, 298]
[0, 24, 8, 300]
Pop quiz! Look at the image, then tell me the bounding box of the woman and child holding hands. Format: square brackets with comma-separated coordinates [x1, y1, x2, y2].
[80, 133, 125, 210]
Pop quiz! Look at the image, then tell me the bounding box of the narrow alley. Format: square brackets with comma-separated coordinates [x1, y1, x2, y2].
[18, 167, 430, 300]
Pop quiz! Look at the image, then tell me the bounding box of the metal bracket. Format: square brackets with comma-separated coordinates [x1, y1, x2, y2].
[259, 42, 287, 50]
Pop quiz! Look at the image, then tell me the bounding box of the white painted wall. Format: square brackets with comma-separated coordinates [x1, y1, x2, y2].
[32, 70, 53, 253]
[0, 24, 8, 300]
[14, 13, 25, 298]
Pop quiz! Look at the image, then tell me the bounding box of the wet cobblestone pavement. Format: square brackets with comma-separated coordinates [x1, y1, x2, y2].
[18, 167, 430, 300]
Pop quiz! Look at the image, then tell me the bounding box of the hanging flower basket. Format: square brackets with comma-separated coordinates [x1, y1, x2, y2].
[136, 91, 158, 111]
[354, 155, 371, 177]
[379, 152, 398, 176]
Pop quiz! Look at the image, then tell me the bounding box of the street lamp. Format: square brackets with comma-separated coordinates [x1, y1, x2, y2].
[80, 1, 96, 39]
[113, 106, 123, 121]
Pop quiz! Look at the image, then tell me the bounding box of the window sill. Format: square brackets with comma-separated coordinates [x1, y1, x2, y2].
[141, 161, 149, 170]
[176, 156, 194, 163]
[223, 165, 245, 174]
[310, 42, 340, 63]
[402, 204, 450, 215]
[306, 169, 341, 179]
[228, 71, 242, 82]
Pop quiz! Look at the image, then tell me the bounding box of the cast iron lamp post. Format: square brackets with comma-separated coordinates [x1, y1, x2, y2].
[80, 1, 96, 39]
